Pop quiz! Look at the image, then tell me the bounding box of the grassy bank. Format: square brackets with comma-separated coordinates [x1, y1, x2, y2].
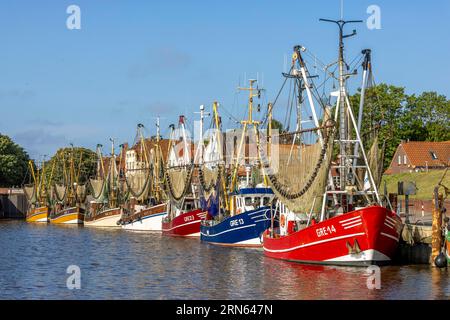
[381, 169, 449, 200]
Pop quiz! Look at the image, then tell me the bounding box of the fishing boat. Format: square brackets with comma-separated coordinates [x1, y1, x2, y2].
[162, 197, 205, 237]
[162, 115, 206, 237]
[200, 85, 276, 247]
[262, 20, 402, 266]
[120, 122, 168, 231]
[50, 205, 85, 224]
[24, 159, 52, 223]
[49, 146, 86, 224]
[85, 142, 123, 228]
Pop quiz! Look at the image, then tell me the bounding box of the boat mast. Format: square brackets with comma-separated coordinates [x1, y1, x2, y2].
[154, 117, 161, 201]
[109, 138, 116, 207]
[212, 101, 229, 211]
[230, 79, 262, 192]
[194, 105, 209, 165]
[319, 18, 381, 215]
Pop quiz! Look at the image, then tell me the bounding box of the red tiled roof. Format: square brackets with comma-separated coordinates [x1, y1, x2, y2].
[401, 141, 450, 167]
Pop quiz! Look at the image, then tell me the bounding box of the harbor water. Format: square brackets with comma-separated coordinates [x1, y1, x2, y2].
[0, 220, 448, 300]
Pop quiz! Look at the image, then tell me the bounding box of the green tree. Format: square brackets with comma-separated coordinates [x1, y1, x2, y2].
[349, 83, 407, 169]
[400, 91, 450, 142]
[45, 147, 97, 185]
[270, 118, 284, 133]
[0, 134, 31, 187]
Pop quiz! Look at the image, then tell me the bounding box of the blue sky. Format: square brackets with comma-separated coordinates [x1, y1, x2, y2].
[0, 0, 449, 160]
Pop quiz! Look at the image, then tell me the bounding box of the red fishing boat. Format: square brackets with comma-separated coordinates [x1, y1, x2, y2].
[264, 206, 402, 265]
[161, 115, 207, 237]
[162, 207, 206, 237]
[261, 21, 402, 266]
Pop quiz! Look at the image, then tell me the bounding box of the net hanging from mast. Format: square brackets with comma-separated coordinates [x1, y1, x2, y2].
[261, 111, 335, 213]
[54, 183, 67, 202]
[24, 184, 36, 202]
[90, 178, 106, 200]
[164, 165, 194, 203]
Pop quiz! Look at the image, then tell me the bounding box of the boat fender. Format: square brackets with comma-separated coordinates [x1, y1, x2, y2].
[280, 215, 286, 228]
[434, 252, 447, 268]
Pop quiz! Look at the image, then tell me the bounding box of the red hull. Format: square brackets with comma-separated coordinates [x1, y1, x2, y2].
[263, 206, 402, 266]
[162, 209, 206, 237]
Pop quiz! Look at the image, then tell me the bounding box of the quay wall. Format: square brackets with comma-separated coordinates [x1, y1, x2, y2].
[0, 188, 27, 219]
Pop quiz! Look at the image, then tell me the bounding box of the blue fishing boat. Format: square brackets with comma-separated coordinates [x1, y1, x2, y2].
[199, 80, 277, 247]
[200, 187, 275, 247]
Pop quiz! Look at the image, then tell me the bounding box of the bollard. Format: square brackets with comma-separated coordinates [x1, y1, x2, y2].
[430, 187, 444, 266]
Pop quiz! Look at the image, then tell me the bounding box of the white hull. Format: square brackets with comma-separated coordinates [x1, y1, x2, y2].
[324, 249, 390, 263]
[122, 212, 167, 231]
[84, 213, 122, 228]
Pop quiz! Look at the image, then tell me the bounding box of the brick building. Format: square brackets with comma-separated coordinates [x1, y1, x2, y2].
[385, 140, 450, 174]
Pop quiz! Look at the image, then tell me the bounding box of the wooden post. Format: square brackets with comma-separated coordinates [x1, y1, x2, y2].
[431, 187, 443, 265]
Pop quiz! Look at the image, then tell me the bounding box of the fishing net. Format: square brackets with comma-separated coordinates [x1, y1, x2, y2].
[54, 184, 67, 202]
[125, 169, 150, 200]
[76, 184, 87, 203]
[355, 135, 384, 190]
[90, 178, 105, 200]
[24, 185, 36, 202]
[164, 165, 194, 202]
[198, 166, 220, 199]
[261, 110, 335, 213]
[367, 136, 384, 189]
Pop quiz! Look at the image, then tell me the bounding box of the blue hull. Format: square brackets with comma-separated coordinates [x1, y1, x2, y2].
[200, 207, 273, 247]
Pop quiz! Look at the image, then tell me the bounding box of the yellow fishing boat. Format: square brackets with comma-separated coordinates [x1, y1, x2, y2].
[24, 159, 54, 223]
[26, 206, 49, 223]
[49, 146, 87, 225]
[50, 206, 84, 224]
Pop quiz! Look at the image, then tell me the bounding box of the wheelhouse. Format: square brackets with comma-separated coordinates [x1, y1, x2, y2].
[230, 187, 274, 215]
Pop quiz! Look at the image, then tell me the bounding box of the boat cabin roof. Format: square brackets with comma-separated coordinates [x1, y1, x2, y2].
[230, 187, 274, 196]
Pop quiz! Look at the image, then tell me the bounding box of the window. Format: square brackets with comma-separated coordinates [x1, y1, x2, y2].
[253, 197, 261, 207]
[263, 197, 271, 206]
[398, 155, 402, 165]
[245, 197, 252, 206]
[430, 151, 438, 160]
[403, 155, 407, 165]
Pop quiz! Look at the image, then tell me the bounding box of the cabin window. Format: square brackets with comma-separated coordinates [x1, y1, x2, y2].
[263, 197, 270, 206]
[398, 155, 402, 165]
[245, 197, 252, 206]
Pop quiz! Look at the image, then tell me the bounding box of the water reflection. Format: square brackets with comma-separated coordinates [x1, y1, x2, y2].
[0, 220, 448, 299]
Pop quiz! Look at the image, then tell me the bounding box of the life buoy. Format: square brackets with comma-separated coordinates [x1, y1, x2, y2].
[280, 214, 286, 228]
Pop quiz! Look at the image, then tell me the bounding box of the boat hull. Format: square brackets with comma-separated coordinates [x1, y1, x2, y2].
[84, 208, 122, 228]
[162, 209, 206, 237]
[200, 207, 273, 247]
[263, 206, 402, 266]
[26, 206, 49, 223]
[121, 203, 167, 231]
[50, 207, 84, 224]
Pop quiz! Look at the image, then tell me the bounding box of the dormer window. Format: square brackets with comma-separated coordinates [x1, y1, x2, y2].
[430, 151, 438, 160]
